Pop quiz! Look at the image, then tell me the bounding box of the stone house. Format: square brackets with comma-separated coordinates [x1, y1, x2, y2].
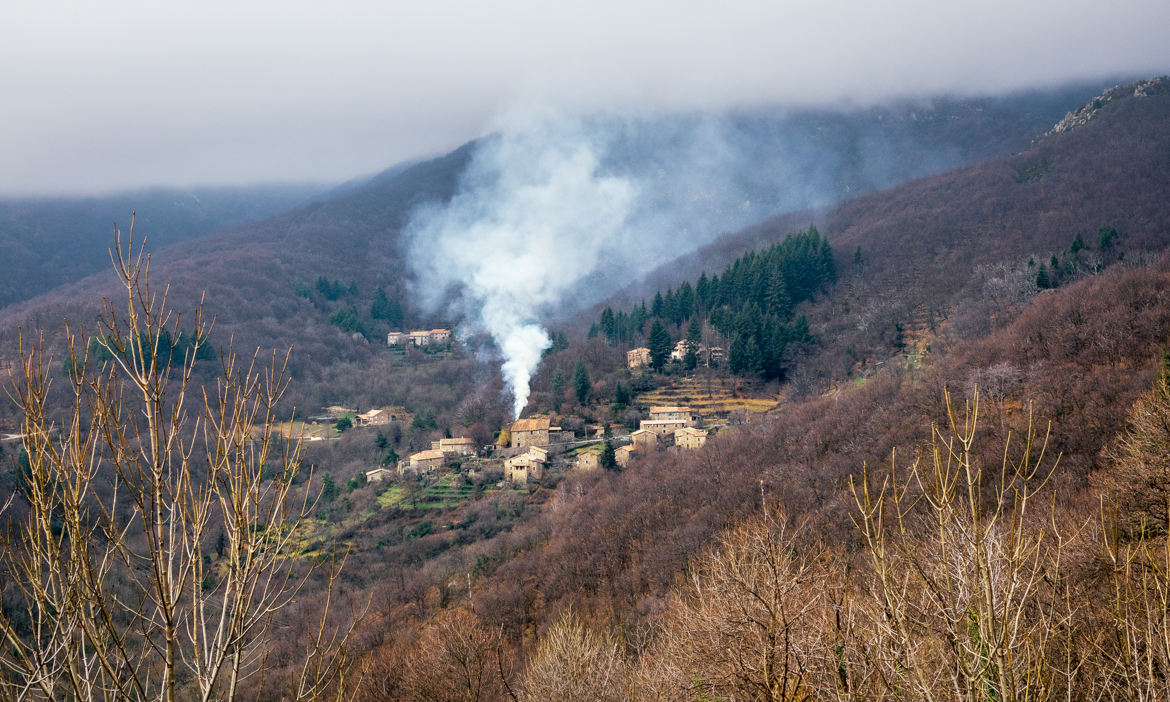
[648, 406, 697, 425]
[615, 444, 638, 467]
[431, 437, 476, 456]
[505, 446, 548, 484]
[575, 446, 603, 471]
[674, 426, 709, 450]
[511, 416, 562, 448]
[630, 428, 659, 450]
[640, 418, 689, 437]
[391, 329, 453, 347]
[356, 408, 392, 426]
[365, 467, 392, 482]
[408, 449, 446, 474]
[627, 347, 651, 369]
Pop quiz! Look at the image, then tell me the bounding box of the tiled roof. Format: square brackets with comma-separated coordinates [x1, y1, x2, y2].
[512, 416, 551, 432]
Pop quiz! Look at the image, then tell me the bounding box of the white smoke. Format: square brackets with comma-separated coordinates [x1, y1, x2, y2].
[406, 115, 637, 417]
[405, 104, 979, 417]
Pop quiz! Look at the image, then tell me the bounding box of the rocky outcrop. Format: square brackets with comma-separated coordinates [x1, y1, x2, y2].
[1046, 76, 1169, 136]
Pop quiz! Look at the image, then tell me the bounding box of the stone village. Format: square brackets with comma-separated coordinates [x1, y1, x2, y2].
[295, 327, 720, 493]
[356, 404, 709, 487]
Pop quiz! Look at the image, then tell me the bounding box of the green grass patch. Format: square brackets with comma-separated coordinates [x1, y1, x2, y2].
[376, 485, 404, 507]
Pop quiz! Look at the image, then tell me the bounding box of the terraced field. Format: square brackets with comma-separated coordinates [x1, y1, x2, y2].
[634, 376, 779, 422]
[377, 473, 526, 510]
[261, 420, 337, 442]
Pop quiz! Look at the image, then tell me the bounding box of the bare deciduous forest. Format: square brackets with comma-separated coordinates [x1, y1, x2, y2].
[1, 79, 1170, 699]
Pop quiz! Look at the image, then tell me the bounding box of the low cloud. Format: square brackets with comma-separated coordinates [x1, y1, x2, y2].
[2, 0, 1168, 193]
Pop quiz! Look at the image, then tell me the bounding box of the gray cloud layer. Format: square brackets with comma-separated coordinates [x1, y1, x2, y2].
[2, 0, 1168, 194]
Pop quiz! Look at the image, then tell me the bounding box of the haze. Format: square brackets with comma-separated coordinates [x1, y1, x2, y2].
[3, 0, 1168, 195]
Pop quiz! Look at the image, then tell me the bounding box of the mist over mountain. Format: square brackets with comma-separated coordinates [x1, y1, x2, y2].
[351, 79, 1170, 697]
[4, 72, 1170, 699]
[0, 81, 1113, 418]
[0, 183, 328, 308]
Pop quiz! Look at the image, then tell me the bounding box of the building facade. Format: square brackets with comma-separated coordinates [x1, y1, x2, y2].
[627, 347, 651, 369]
[511, 416, 556, 448]
[575, 447, 603, 471]
[432, 437, 476, 456]
[674, 427, 709, 450]
[615, 444, 637, 467]
[408, 449, 445, 473]
[505, 446, 548, 483]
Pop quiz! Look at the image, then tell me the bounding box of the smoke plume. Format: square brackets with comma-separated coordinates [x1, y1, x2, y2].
[406, 101, 995, 417]
[406, 116, 636, 417]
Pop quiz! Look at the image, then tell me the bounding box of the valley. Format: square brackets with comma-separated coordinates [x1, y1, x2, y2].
[2, 76, 1170, 700]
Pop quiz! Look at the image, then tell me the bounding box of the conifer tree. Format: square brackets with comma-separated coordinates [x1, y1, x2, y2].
[685, 317, 702, 370]
[600, 441, 618, 471]
[574, 361, 591, 405]
[614, 382, 630, 407]
[551, 367, 566, 412]
[1036, 263, 1052, 289]
[648, 320, 672, 371]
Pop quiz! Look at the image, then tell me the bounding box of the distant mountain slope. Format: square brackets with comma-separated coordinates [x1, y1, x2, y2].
[607, 77, 1170, 371]
[0, 183, 329, 308]
[0, 80, 1126, 412]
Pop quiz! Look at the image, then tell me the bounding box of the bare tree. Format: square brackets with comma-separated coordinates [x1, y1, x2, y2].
[1091, 358, 1170, 700]
[521, 609, 626, 702]
[398, 607, 513, 702]
[850, 388, 1081, 701]
[0, 221, 353, 701]
[635, 508, 837, 701]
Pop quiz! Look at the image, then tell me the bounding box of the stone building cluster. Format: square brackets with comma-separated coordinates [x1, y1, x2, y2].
[616, 405, 709, 466]
[626, 342, 724, 369]
[386, 329, 452, 347]
[360, 406, 713, 490]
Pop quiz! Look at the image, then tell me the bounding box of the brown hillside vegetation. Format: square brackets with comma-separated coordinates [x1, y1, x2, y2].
[353, 254, 1170, 702]
[2, 80, 1170, 700]
[614, 78, 1170, 387]
[0, 83, 1117, 422]
[342, 82, 1170, 699]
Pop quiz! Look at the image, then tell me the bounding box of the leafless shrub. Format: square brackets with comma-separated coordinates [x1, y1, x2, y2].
[0, 220, 355, 701]
[520, 609, 626, 702]
[634, 508, 840, 701]
[397, 607, 514, 702]
[850, 388, 1085, 700]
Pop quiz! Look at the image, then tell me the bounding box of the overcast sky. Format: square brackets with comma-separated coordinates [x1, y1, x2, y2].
[2, 0, 1167, 195]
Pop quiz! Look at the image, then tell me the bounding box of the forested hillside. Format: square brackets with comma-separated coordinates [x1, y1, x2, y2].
[337, 78, 1170, 698]
[2, 78, 1170, 700]
[593, 227, 834, 379]
[0, 82, 1111, 418]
